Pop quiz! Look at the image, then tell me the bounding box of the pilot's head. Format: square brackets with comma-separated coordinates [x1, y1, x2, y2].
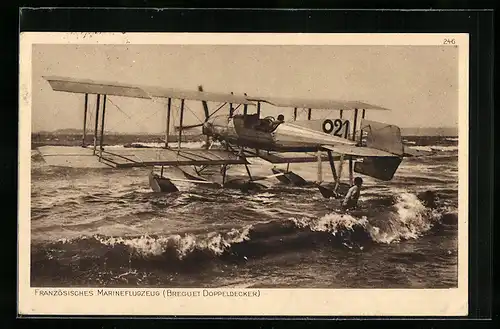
[354, 177, 363, 187]
[277, 114, 285, 122]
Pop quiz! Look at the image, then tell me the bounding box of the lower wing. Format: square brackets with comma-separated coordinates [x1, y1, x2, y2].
[36, 145, 247, 169]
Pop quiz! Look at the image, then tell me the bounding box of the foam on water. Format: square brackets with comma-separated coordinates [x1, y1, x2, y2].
[410, 145, 459, 152]
[247, 192, 277, 204]
[290, 213, 367, 236]
[368, 192, 436, 243]
[95, 225, 253, 259]
[288, 192, 441, 245]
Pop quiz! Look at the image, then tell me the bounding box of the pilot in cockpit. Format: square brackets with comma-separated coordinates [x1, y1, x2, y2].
[256, 114, 285, 132]
[270, 114, 285, 131]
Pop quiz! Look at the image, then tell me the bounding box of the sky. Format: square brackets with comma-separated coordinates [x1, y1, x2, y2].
[31, 44, 459, 134]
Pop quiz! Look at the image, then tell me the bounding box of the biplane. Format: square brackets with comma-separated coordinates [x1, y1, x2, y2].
[36, 76, 427, 198]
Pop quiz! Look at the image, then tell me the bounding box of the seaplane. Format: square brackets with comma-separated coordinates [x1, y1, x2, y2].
[36, 76, 427, 198]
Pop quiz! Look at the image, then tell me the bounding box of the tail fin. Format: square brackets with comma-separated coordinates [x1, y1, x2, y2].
[360, 119, 404, 156]
[354, 119, 404, 181]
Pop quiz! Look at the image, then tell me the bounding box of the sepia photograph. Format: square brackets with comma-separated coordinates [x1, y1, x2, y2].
[19, 33, 469, 316]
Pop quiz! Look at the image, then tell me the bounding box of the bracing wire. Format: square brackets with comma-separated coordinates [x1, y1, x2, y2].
[106, 96, 164, 134]
[184, 103, 203, 123]
[107, 97, 133, 121]
[83, 96, 230, 145]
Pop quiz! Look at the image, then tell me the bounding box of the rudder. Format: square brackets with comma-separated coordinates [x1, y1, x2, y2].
[354, 156, 402, 181]
[360, 119, 404, 156]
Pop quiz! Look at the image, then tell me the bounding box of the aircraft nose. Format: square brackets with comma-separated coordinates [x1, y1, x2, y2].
[202, 122, 213, 135]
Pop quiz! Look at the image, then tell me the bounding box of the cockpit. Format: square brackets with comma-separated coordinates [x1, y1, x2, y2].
[243, 114, 285, 133]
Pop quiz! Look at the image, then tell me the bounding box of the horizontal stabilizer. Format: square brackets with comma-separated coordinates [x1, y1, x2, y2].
[256, 151, 333, 164]
[321, 145, 397, 157]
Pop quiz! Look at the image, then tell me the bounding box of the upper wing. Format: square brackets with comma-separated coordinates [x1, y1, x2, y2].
[44, 76, 256, 105]
[45, 76, 388, 110]
[144, 86, 255, 105]
[44, 76, 151, 98]
[246, 96, 391, 111]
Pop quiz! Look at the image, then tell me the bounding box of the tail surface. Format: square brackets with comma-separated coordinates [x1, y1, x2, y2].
[360, 119, 404, 156]
[354, 119, 404, 181]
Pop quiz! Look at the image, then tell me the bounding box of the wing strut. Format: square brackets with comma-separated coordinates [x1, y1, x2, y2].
[335, 154, 345, 192]
[229, 92, 234, 118]
[221, 164, 228, 184]
[93, 94, 101, 155]
[99, 94, 107, 159]
[82, 93, 88, 147]
[349, 157, 353, 185]
[165, 97, 172, 148]
[198, 85, 211, 149]
[327, 150, 338, 183]
[349, 108, 359, 185]
[243, 93, 248, 115]
[178, 99, 185, 151]
[316, 150, 322, 184]
[359, 109, 366, 145]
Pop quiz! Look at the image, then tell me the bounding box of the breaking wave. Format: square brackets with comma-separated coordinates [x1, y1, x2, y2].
[32, 192, 456, 276]
[96, 226, 252, 259]
[289, 192, 444, 245]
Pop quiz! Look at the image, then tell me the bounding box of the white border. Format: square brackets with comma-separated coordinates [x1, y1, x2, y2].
[19, 32, 469, 316]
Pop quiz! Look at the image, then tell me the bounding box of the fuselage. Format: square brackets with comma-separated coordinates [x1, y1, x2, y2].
[202, 114, 356, 152]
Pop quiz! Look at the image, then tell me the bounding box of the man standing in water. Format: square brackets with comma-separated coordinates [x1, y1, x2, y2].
[342, 177, 363, 210]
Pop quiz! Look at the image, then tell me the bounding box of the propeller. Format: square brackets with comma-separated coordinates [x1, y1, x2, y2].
[198, 85, 211, 149]
[177, 86, 211, 130]
[175, 85, 236, 149]
[198, 85, 210, 123]
[174, 85, 214, 149]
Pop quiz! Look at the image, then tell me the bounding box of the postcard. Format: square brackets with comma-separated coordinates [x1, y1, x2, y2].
[19, 32, 468, 316]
